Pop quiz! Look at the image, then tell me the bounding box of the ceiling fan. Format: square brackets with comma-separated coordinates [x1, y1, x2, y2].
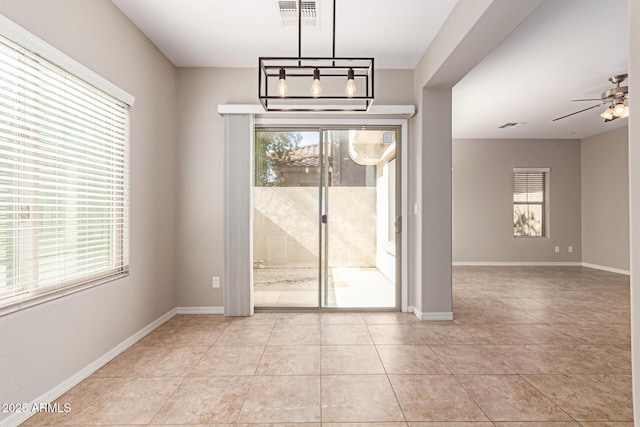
[552, 73, 629, 122]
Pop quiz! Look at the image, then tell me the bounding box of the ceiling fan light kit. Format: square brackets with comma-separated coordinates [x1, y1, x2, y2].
[258, 0, 374, 112]
[600, 107, 614, 120]
[553, 73, 630, 123]
[613, 102, 629, 118]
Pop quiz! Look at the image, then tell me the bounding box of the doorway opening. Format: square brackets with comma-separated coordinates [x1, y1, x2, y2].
[252, 127, 401, 310]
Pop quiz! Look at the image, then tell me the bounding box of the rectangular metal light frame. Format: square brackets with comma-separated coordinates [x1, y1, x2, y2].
[258, 56, 374, 112]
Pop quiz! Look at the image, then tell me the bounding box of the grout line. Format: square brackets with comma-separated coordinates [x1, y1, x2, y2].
[518, 373, 579, 424]
[232, 322, 272, 423]
[371, 339, 409, 425]
[451, 373, 494, 423]
[319, 342, 323, 423]
[145, 375, 186, 424]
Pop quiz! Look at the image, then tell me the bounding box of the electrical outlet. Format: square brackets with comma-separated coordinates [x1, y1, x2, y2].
[568, 246, 573, 253]
[212, 276, 220, 288]
[554, 246, 560, 253]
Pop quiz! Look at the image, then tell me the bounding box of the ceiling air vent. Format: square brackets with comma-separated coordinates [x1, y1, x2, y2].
[277, 0, 319, 27]
[498, 122, 526, 129]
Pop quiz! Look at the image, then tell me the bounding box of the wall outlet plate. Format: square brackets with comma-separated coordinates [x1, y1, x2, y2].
[212, 276, 220, 288]
[554, 246, 560, 253]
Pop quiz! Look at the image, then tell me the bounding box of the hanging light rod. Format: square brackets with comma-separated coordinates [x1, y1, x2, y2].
[258, 0, 374, 112]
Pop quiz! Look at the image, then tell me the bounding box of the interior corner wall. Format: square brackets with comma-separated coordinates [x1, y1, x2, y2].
[0, 0, 178, 419]
[629, 0, 640, 422]
[175, 68, 414, 308]
[452, 138, 582, 263]
[580, 127, 630, 272]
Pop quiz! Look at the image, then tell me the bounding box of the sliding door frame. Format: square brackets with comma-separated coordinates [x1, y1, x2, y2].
[253, 118, 409, 312]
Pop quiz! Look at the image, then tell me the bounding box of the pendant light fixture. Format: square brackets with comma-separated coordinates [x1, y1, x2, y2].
[258, 0, 374, 112]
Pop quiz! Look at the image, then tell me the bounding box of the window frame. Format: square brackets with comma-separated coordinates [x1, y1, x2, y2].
[0, 16, 134, 315]
[513, 167, 550, 238]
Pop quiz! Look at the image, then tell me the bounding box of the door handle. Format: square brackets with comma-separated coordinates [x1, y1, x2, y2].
[395, 216, 402, 233]
[322, 214, 328, 224]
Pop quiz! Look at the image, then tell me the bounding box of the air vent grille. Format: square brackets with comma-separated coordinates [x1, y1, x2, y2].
[498, 122, 526, 129]
[277, 0, 319, 27]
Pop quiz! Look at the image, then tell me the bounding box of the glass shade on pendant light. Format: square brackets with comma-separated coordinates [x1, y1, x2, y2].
[345, 68, 356, 98]
[600, 106, 614, 120]
[613, 102, 629, 118]
[277, 68, 287, 98]
[311, 68, 322, 97]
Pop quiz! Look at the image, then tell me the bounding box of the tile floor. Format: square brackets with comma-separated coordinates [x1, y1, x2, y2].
[23, 266, 632, 426]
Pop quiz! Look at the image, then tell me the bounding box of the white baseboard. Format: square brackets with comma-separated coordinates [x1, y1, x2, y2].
[453, 261, 583, 266]
[421, 311, 454, 320]
[581, 262, 630, 276]
[452, 261, 630, 276]
[1, 308, 177, 427]
[176, 306, 224, 314]
[409, 306, 454, 321]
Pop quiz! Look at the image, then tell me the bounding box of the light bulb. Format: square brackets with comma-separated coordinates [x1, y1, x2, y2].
[311, 68, 321, 97]
[621, 107, 630, 118]
[277, 68, 287, 98]
[345, 68, 356, 98]
[613, 103, 628, 118]
[600, 107, 614, 120]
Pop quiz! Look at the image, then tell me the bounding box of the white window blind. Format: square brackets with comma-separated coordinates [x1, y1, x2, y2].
[0, 33, 130, 314]
[513, 168, 548, 237]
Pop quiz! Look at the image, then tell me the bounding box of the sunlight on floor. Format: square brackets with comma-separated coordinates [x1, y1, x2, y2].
[253, 267, 395, 308]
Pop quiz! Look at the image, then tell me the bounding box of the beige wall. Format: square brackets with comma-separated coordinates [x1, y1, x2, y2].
[175, 68, 413, 307]
[581, 127, 630, 272]
[175, 68, 254, 308]
[254, 187, 319, 268]
[452, 139, 582, 263]
[0, 0, 178, 419]
[254, 187, 377, 268]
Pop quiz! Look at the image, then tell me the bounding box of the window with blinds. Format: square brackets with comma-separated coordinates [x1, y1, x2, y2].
[513, 169, 548, 237]
[0, 33, 130, 313]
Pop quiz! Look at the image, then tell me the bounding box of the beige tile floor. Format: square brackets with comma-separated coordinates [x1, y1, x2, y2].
[24, 266, 632, 426]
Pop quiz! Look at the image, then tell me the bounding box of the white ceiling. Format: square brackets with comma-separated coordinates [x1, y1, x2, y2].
[111, 0, 629, 140]
[453, 0, 629, 139]
[110, 0, 458, 69]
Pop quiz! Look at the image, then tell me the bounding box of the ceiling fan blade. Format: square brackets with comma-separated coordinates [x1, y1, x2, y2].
[552, 103, 605, 122]
[571, 98, 603, 102]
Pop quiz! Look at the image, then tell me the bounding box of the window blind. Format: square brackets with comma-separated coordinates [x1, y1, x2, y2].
[0, 33, 130, 313]
[513, 172, 545, 203]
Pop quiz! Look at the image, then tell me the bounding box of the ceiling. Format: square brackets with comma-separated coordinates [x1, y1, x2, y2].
[110, 0, 457, 69]
[111, 0, 629, 140]
[452, 0, 629, 139]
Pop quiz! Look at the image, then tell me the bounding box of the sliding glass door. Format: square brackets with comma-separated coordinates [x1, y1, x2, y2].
[321, 129, 398, 309]
[253, 130, 321, 307]
[253, 127, 399, 310]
